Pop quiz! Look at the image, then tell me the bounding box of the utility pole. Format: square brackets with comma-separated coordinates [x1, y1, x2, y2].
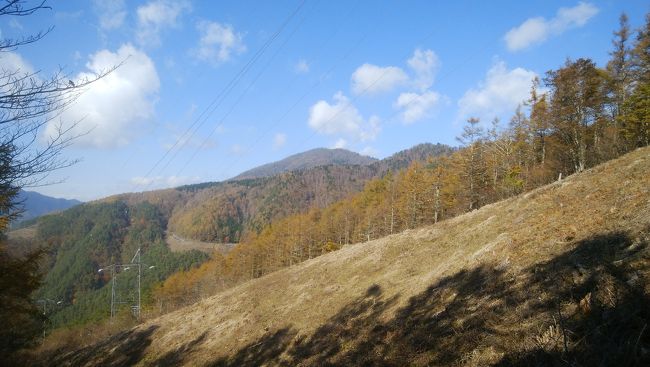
[130, 247, 141, 319]
[111, 265, 116, 318]
[36, 298, 62, 339]
[99, 246, 151, 321]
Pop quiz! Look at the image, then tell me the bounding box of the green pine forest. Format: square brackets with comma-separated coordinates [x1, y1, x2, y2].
[34, 201, 207, 328]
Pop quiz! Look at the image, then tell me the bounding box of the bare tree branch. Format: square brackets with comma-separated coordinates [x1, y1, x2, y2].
[0, 0, 114, 216]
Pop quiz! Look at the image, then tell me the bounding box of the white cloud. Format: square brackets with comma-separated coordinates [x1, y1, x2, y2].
[136, 0, 190, 46]
[131, 175, 200, 188]
[360, 146, 378, 157]
[273, 133, 287, 150]
[308, 91, 380, 142]
[0, 51, 34, 75]
[194, 21, 246, 65]
[43, 44, 160, 148]
[350, 49, 439, 96]
[458, 60, 537, 121]
[407, 48, 440, 90]
[333, 138, 347, 149]
[395, 90, 442, 124]
[505, 2, 599, 51]
[94, 0, 126, 31]
[350, 63, 408, 95]
[230, 144, 245, 155]
[382, 48, 444, 124]
[295, 59, 309, 74]
[555, 2, 599, 27]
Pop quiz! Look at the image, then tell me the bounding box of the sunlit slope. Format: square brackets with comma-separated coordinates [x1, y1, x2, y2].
[52, 147, 650, 366]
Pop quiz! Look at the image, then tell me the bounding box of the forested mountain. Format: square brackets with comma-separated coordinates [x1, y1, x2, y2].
[30, 200, 207, 329]
[39, 143, 650, 367]
[168, 143, 454, 242]
[6, 143, 452, 330]
[232, 148, 378, 180]
[368, 143, 455, 172]
[94, 143, 453, 244]
[13, 190, 81, 226]
[14, 10, 650, 363]
[121, 12, 650, 323]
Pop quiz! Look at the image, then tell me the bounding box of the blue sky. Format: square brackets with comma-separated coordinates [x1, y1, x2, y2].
[0, 0, 647, 200]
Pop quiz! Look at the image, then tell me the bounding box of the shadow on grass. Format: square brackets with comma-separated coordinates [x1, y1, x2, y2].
[154, 331, 208, 366]
[208, 229, 650, 367]
[44, 325, 159, 367]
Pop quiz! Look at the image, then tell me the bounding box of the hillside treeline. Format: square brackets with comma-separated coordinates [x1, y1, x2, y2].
[33, 201, 208, 328]
[12, 142, 453, 341]
[153, 13, 650, 311]
[167, 143, 454, 242]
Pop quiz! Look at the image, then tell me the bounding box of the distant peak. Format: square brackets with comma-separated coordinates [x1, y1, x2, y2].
[231, 147, 378, 180]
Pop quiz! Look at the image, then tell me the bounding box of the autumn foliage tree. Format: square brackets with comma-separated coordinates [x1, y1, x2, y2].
[133, 11, 650, 322]
[620, 13, 650, 148]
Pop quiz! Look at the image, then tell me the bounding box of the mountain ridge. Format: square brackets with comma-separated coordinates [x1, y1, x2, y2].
[167, 143, 454, 242]
[230, 148, 378, 181]
[13, 190, 82, 226]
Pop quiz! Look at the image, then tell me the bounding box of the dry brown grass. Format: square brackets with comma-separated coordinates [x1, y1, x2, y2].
[7, 226, 36, 241]
[164, 232, 234, 254]
[34, 147, 650, 366]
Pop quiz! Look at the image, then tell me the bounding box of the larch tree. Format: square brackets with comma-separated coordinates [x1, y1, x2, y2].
[606, 13, 634, 154]
[527, 78, 551, 166]
[546, 58, 607, 173]
[457, 117, 487, 210]
[621, 12, 650, 148]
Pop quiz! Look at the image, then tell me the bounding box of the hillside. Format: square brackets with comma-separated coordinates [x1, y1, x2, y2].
[368, 142, 455, 172]
[42, 147, 650, 366]
[231, 148, 377, 180]
[168, 165, 380, 241]
[96, 144, 453, 244]
[167, 143, 453, 242]
[4, 142, 453, 331]
[25, 201, 208, 329]
[13, 190, 81, 226]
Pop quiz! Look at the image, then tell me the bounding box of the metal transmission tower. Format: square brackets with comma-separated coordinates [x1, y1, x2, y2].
[132, 247, 141, 319]
[36, 298, 62, 339]
[99, 247, 152, 320]
[36, 298, 62, 315]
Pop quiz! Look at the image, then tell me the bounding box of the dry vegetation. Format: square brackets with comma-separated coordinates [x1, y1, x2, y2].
[165, 232, 234, 254]
[34, 146, 650, 366]
[5, 226, 37, 257]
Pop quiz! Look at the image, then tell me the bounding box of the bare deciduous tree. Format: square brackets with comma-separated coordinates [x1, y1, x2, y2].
[0, 1, 113, 359]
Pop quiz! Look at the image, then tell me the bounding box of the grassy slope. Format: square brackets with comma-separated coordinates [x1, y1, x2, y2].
[164, 232, 234, 254]
[46, 147, 650, 366]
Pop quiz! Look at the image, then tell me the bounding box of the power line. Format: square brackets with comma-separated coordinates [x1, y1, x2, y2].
[287, 26, 494, 157]
[137, 0, 307, 191]
[214, 33, 367, 180]
[181, 0, 366, 180]
[173, 0, 319, 177]
[207, 6, 446, 180]
[138, 2, 490, 189]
